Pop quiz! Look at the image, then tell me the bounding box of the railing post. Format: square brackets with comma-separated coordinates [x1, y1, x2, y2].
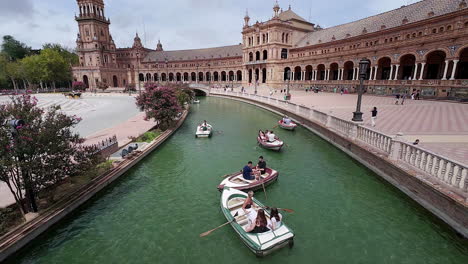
[390, 133, 404, 161]
[349, 123, 358, 140]
[296, 105, 300, 114]
[325, 111, 333, 127]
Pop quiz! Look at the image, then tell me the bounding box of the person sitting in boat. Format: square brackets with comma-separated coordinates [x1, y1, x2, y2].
[259, 130, 266, 140]
[245, 209, 270, 233]
[242, 161, 255, 180]
[256, 156, 267, 175]
[268, 208, 283, 231]
[283, 116, 291, 125]
[243, 203, 257, 226]
[201, 120, 208, 131]
[267, 131, 276, 142]
[242, 191, 255, 211]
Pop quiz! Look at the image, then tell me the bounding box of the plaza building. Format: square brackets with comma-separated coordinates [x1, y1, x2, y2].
[73, 0, 468, 99]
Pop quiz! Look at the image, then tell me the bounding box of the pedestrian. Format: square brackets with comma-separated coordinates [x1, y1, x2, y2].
[415, 90, 420, 100]
[340, 88, 344, 95]
[413, 139, 420, 145]
[401, 93, 406, 105]
[371, 107, 378, 127]
[395, 94, 400, 105]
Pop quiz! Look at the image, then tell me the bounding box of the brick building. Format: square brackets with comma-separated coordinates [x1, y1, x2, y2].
[73, 0, 468, 99]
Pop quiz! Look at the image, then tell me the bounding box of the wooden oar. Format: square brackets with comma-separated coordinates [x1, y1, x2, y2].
[200, 212, 239, 237]
[261, 181, 268, 200]
[221, 171, 241, 178]
[263, 206, 294, 213]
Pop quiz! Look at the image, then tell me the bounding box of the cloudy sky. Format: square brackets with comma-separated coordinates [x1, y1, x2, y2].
[0, 0, 418, 50]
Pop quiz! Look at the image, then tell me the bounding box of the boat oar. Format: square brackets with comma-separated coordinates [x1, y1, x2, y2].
[264, 206, 295, 213]
[261, 181, 268, 200]
[221, 171, 241, 178]
[200, 212, 239, 237]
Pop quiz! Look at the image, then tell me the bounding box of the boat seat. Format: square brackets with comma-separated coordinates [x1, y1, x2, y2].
[228, 200, 245, 210]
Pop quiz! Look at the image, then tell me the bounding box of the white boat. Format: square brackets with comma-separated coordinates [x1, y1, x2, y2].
[195, 123, 213, 138]
[217, 168, 279, 192]
[193, 99, 200, 104]
[257, 132, 284, 151]
[220, 187, 294, 257]
[278, 120, 297, 131]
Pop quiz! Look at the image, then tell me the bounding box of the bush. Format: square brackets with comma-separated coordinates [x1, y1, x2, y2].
[72, 81, 86, 91]
[135, 130, 161, 143]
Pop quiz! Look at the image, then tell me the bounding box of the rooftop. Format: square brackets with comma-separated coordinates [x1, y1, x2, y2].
[142, 44, 243, 62]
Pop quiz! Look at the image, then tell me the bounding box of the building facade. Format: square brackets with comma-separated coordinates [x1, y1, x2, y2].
[73, 0, 468, 98]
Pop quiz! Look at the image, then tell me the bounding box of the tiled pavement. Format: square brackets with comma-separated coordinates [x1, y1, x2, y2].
[241, 87, 468, 165]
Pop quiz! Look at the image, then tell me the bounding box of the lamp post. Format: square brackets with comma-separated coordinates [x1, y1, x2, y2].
[136, 52, 141, 96]
[285, 69, 291, 100]
[196, 64, 199, 84]
[208, 63, 211, 87]
[352, 58, 371, 122]
[254, 71, 258, 94]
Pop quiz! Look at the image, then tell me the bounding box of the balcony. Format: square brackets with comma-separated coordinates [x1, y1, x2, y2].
[244, 60, 267, 66]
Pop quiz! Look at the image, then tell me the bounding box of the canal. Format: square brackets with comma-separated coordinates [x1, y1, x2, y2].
[11, 97, 468, 263]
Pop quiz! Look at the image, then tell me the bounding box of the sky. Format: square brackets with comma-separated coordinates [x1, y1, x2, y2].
[0, 0, 419, 51]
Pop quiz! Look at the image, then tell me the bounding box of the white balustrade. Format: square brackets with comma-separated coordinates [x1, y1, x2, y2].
[312, 110, 328, 125]
[330, 116, 355, 135]
[357, 126, 393, 154]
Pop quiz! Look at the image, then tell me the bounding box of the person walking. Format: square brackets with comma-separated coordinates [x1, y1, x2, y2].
[401, 93, 406, 105]
[371, 107, 378, 127]
[395, 94, 400, 105]
[415, 90, 421, 100]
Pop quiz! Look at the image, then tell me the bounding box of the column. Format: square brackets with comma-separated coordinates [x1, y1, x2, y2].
[442, 60, 449, 80]
[412, 63, 419, 80]
[450, 60, 459, 80]
[388, 65, 394, 80]
[339, 69, 343, 80]
[394, 64, 400, 80]
[327, 69, 330, 80]
[369, 67, 374, 81]
[313, 70, 317, 81]
[302, 71, 306, 81]
[419, 63, 426, 80]
[292, 72, 295, 81]
[373, 66, 378, 80]
[354, 67, 358, 80]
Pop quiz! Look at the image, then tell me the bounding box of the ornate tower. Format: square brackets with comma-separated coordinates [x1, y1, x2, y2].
[244, 10, 250, 27]
[75, 0, 115, 68]
[156, 39, 164, 51]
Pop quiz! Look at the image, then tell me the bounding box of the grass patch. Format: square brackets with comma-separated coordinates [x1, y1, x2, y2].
[134, 130, 162, 143]
[0, 207, 24, 237]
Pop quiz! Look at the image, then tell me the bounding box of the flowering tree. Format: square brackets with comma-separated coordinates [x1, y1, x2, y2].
[72, 81, 86, 91]
[0, 94, 101, 215]
[136, 83, 182, 130]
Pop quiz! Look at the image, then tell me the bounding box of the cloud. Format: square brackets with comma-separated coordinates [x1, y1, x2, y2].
[0, 0, 414, 50]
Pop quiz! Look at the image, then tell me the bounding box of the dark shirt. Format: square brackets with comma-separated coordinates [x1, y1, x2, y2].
[243, 165, 254, 180]
[371, 110, 378, 117]
[257, 160, 266, 174]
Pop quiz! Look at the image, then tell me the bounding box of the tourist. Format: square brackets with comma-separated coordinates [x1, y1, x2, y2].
[243, 203, 257, 226]
[245, 209, 270, 233]
[259, 130, 266, 140]
[268, 131, 276, 142]
[242, 191, 255, 211]
[371, 107, 378, 127]
[416, 90, 421, 100]
[268, 208, 282, 231]
[257, 156, 267, 175]
[242, 161, 255, 180]
[340, 88, 344, 95]
[401, 93, 407, 105]
[413, 139, 420, 145]
[282, 116, 291, 125]
[395, 94, 400, 105]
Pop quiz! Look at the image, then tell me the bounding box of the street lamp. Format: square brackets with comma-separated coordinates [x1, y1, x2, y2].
[136, 52, 141, 96]
[196, 64, 199, 84]
[208, 63, 211, 87]
[254, 71, 258, 94]
[352, 58, 371, 122]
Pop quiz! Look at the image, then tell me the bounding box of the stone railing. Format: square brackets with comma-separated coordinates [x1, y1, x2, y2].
[212, 89, 468, 193]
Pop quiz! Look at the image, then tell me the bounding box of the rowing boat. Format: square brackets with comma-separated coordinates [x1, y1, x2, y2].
[196, 124, 212, 138]
[217, 168, 279, 192]
[220, 187, 294, 257]
[257, 135, 284, 151]
[278, 120, 297, 131]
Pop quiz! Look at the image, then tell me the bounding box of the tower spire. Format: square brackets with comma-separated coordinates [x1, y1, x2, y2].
[273, 1, 280, 17]
[244, 9, 250, 27]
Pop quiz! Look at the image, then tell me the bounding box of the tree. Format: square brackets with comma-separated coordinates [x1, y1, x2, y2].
[0, 94, 100, 215]
[42, 43, 79, 66]
[0, 35, 31, 61]
[136, 84, 182, 130]
[39, 49, 71, 88]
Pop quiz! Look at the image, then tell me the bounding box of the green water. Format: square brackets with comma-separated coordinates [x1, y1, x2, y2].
[11, 97, 468, 264]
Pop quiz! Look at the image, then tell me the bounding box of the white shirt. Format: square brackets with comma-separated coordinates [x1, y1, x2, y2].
[284, 118, 291, 124]
[268, 133, 276, 142]
[268, 214, 283, 230]
[245, 208, 257, 224]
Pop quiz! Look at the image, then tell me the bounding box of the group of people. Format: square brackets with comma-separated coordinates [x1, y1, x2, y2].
[241, 191, 283, 233]
[281, 116, 292, 125]
[242, 156, 267, 181]
[199, 120, 211, 131]
[258, 130, 277, 143]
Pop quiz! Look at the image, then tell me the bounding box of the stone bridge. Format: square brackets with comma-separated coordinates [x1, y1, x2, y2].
[188, 84, 210, 96]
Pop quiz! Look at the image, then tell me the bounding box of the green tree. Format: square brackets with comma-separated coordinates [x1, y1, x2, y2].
[0, 95, 101, 215]
[42, 43, 79, 66]
[0, 35, 31, 61]
[39, 48, 71, 88]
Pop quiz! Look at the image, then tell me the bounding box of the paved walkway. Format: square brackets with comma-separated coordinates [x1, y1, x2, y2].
[238, 87, 468, 164]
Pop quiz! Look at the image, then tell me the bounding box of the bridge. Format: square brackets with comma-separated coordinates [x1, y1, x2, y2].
[188, 84, 210, 96]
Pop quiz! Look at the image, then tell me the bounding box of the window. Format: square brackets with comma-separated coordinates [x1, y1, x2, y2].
[418, 31, 423, 36]
[432, 28, 437, 33]
[281, 49, 288, 59]
[447, 25, 452, 30]
[406, 34, 411, 39]
[439, 27, 444, 32]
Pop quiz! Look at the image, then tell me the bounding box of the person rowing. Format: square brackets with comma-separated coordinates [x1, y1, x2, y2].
[242, 191, 255, 211]
[256, 156, 266, 175]
[267, 131, 277, 142]
[282, 116, 291, 125]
